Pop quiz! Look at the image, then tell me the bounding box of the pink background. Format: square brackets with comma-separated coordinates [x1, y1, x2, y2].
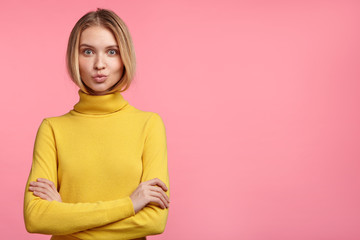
[1, 0, 360, 239]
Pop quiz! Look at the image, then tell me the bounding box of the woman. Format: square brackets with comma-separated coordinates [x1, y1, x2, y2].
[24, 8, 170, 240]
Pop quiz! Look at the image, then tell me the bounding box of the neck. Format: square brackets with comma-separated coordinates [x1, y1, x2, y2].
[73, 89, 129, 115]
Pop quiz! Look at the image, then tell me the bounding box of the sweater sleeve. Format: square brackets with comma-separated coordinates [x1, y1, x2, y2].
[23, 119, 135, 235]
[70, 113, 170, 240]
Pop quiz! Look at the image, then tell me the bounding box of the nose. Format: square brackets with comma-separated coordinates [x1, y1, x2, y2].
[94, 54, 106, 70]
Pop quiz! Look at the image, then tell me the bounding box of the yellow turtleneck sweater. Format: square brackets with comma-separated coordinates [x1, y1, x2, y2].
[24, 90, 169, 240]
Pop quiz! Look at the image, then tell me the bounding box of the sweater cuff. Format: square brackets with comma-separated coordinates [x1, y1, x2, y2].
[106, 196, 135, 222]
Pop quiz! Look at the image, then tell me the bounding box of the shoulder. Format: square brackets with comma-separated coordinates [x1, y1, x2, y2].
[44, 112, 69, 121]
[143, 112, 167, 136]
[127, 106, 167, 136]
[37, 112, 73, 129]
[127, 105, 165, 124]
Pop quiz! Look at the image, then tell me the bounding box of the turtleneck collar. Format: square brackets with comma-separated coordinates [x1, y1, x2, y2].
[73, 89, 129, 115]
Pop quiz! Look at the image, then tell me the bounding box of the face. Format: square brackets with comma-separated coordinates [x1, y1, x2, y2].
[78, 26, 124, 95]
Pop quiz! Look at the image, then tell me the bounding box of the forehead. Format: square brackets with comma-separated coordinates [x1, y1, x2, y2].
[79, 26, 118, 46]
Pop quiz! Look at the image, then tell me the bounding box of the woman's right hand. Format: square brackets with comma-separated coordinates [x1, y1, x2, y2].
[130, 178, 170, 214]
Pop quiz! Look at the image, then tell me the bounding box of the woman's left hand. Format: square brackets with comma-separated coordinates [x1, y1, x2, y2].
[28, 178, 62, 202]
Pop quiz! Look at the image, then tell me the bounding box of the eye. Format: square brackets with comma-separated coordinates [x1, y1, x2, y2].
[83, 49, 93, 55]
[108, 49, 118, 55]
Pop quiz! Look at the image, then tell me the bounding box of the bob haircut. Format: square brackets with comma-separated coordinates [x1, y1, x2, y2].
[66, 8, 136, 94]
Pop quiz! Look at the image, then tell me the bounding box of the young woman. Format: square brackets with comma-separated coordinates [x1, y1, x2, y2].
[24, 8, 170, 240]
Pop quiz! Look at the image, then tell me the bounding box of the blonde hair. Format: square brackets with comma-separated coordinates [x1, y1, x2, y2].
[66, 8, 136, 94]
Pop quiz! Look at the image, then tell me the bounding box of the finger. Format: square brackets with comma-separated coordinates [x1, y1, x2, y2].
[147, 178, 168, 192]
[150, 191, 169, 208]
[32, 187, 51, 199]
[29, 186, 53, 196]
[149, 196, 166, 209]
[31, 181, 54, 195]
[28, 186, 40, 192]
[55, 192, 62, 202]
[29, 180, 61, 202]
[37, 178, 57, 191]
[29, 184, 58, 201]
[149, 185, 169, 200]
[149, 186, 170, 203]
[29, 185, 48, 193]
[33, 191, 52, 201]
[32, 188, 49, 196]
[32, 186, 61, 202]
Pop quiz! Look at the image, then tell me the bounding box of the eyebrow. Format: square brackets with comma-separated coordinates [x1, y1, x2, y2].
[79, 44, 119, 48]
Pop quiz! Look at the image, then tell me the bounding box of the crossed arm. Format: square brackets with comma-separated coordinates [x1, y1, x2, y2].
[29, 178, 169, 214]
[24, 114, 170, 239]
[27, 177, 169, 239]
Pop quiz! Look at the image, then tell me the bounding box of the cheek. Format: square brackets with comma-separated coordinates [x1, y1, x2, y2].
[111, 58, 123, 72]
[78, 58, 90, 75]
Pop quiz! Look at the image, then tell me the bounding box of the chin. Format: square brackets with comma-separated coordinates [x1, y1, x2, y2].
[93, 89, 110, 95]
[83, 80, 117, 95]
[83, 85, 108, 95]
